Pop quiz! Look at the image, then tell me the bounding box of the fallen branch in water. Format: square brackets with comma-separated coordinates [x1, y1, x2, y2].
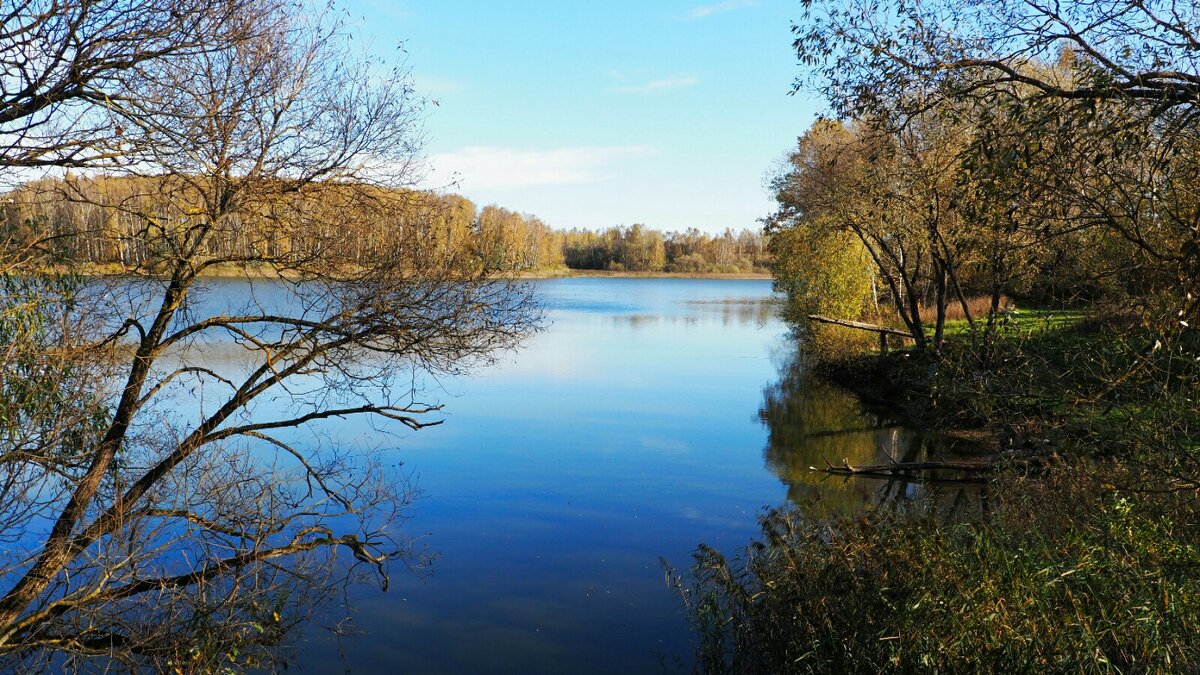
[816, 458, 991, 474]
[812, 450, 1057, 479]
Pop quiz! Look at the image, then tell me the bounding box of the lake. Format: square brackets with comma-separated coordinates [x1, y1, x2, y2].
[164, 276, 963, 672]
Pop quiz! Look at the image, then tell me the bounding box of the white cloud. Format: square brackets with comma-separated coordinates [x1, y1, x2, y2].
[412, 75, 464, 96]
[688, 0, 757, 19]
[609, 76, 699, 94]
[428, 145, 653, 189]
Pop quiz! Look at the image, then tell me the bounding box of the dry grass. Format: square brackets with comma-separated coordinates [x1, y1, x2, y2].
[920, 295, 1014, 323]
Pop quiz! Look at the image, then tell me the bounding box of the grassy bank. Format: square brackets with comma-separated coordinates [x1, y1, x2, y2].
[814, 308, 1197, 464]
[672, 308, 1200, 672]
[38, 261, 300, 279]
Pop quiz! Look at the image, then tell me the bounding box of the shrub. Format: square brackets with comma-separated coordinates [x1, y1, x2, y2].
[669, 470, 1200, 673]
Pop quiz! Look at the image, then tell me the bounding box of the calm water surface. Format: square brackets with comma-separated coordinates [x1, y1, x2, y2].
[170, 277, 962, 673]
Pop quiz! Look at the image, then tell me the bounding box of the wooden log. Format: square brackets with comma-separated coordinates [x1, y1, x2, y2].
[807, 314, 914, 338]
[811, 450, 1056, 478]
[812, 459, 993, 475]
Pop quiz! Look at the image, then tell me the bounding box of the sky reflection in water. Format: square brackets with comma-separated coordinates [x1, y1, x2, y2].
[158, 277, 967, 673]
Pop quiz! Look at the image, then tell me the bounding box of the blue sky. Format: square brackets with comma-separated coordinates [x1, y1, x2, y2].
[347, 0, 821, 233]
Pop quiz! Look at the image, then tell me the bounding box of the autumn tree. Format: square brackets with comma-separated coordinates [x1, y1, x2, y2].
[792, 0, 1200, 331]
[767, 122, 876, 334]
[768, 111, 987, 352]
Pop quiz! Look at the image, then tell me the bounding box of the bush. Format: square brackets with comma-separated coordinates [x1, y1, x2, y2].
[669, 470, 1200, 673]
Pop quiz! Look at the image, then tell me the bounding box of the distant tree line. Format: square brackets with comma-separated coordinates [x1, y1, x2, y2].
[558, 224, 768, 273]
[4, 180, 770, 275]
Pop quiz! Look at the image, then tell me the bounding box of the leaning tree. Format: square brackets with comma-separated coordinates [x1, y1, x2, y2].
[0, 1, 540, 670]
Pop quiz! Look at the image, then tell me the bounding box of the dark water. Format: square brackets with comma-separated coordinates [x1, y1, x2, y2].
[159, 277, 967, 672]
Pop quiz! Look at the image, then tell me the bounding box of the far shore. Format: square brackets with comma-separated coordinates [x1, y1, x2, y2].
[35, 263, 773, 281]
[517, 269, 772, 281]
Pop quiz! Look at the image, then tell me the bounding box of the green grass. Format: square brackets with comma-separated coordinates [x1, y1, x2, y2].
[837, 307, 1197, 457]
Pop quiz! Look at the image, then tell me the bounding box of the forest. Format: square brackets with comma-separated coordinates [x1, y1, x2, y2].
[3, 179, 769, 276]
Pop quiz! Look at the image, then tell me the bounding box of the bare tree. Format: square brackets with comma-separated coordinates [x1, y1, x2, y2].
[792, 0, 1200, 122]
[0, 0, 266, 174]
[0, 1, 540, 670]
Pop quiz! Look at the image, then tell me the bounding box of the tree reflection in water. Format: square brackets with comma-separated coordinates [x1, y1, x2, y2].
[759, 352, 987, 518]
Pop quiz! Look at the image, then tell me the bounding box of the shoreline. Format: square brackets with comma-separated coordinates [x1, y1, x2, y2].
[38, 263, 774, 281]
[516, 269, 772, 280]
[815, 350, 1004, 454]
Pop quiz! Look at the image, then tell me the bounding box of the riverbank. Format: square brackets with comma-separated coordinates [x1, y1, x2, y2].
[810, 309, 1128, 457]
[674, 307, 1200, 672]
